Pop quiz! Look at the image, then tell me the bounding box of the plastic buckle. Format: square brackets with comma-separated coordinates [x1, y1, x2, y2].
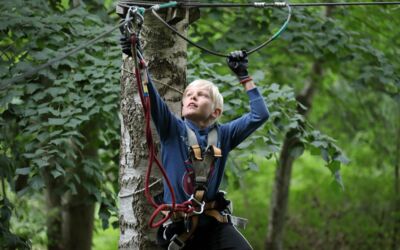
[168, 234, 185, 250]
[188, 194, 205, 215]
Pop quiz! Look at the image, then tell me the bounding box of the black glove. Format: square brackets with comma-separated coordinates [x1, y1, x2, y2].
[119, 20, 132, 57]
[227, 50, 250, 81]
[120, 35, 132, 57]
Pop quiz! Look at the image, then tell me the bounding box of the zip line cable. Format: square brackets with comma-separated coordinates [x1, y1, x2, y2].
[151, 2, 291, 57]
[0, 18, 133, 90]
[3, 1, 400, 87]
[118, 1, 400, 8]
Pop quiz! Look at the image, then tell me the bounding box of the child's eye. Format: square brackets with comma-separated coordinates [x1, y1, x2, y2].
[198, 91, 207, 97]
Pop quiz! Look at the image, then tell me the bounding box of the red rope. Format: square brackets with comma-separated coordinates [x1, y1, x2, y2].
[130, 34, 194, 228]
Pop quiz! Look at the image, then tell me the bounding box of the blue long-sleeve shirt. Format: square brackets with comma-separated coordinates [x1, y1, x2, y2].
[147, 77, 269, 203]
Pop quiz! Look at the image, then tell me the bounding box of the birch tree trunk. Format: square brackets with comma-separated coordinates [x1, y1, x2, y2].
[118, 4, 190, 249]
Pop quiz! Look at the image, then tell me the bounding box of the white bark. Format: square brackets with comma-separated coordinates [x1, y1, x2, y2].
[119, 6, 189, 249]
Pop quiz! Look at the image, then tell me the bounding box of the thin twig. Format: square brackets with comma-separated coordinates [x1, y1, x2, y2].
[118, 178, 162, 198]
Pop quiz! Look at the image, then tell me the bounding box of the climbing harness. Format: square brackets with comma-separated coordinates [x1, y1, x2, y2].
[161, 124, 247, 249]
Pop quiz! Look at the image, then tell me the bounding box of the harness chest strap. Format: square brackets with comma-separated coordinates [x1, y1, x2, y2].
[167, 126, 221, 249]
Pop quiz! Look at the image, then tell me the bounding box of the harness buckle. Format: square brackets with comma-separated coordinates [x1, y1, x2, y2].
[168, 234, 185, 250]
[188, 194, 205, 215]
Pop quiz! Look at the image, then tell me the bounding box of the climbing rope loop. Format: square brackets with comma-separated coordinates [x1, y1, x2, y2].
[125, 7, 203, 228]
[150, 1, 292, 57]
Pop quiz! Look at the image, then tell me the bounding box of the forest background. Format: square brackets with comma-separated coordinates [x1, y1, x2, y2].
[1, 0, 399, 249]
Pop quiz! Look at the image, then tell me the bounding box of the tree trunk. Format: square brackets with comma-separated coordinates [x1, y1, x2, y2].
[62, 187, 95, 250]
[118, 4, 189, 249]
[392, 105, 400, 250]
[44, 174, 63, 250]
[265, 62, 321, 250]
[62, 121, 97, 250]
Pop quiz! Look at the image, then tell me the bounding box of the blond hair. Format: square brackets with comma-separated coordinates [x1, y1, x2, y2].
[184, 79, 224, 113]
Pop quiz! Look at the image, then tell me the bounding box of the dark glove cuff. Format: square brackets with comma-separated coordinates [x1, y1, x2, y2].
[238, 74, 250, 81]
[239, 76, 253, 84]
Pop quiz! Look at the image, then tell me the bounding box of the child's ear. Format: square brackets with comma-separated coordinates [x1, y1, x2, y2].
[212, 108, 222, 119]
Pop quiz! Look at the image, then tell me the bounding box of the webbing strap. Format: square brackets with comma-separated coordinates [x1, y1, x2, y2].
[186, 124, 219, 149]
[168, 125, 222, 249]
[186, 125, 221, 182]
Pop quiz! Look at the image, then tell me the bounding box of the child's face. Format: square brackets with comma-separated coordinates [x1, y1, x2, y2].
[182, 86, 220, 125]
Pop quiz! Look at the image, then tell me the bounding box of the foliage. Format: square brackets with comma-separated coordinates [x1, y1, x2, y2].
[0, 197, 31, 249]
[188, 2, 399, 249]
[0, 0, 120, 246]
[226, 153, 397, 250]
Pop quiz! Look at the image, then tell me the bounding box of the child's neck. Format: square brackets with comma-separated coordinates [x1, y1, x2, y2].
[186, 118, 214, 130]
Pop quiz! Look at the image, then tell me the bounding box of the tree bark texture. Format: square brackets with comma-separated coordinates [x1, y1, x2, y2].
[265, 61, 323, 250]
[62, 187, 95, 250]
[119, 5, 189, 249]
[43, 173, 63, 250]
[62, 121, 98, 250]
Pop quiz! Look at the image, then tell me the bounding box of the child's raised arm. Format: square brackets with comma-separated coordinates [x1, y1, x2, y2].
[119, 34, 178, 141]
[225, 50, 269, 149]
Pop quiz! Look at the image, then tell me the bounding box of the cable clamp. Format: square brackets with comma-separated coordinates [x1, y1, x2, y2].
[152, 4, 161, 11]
[254, 2, 266, 7]
[274, 2, 287, 7]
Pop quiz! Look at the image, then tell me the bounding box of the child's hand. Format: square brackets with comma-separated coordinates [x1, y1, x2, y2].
[227, 50, 249, 82]
[120, 35, 132, 57]
[119, 20, 132, 57]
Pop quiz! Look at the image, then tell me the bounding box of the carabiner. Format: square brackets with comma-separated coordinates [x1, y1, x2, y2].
[188, 194, 205, 215]
[125, 6, 145, 35]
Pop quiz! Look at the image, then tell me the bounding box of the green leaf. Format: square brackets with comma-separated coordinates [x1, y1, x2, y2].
[333, 170, 344, 190]
[15, 167, 30, 175]
[49, 138, 66, 146]
[327, 160, 340, 174]
[311, 140, 328, 149]
[51, 169, 63, 179]
[248, 162, 259, 171]
[237, 140, 253, 149]
[26, 83, 43, 94]
[48, 118, 68, 126]
[47, 87, 67, 97]
[30, 175, 44, 190]
[99, 202, 111, 229]
[32, 158, 49, 168]
[65, 118, 82, 128]
[290, 143, 304, 159]
[320, 148, 330, 163]
[73, 73, 86, 81]
[68, 182, 78, 195]
[333, 153, 350, 165]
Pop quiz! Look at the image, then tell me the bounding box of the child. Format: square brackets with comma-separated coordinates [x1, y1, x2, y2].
[122, 38, 269, 249]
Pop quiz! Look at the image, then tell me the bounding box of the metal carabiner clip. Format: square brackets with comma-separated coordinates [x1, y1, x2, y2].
[188, 194, 205, 215]
[125, 6, 144, 35]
